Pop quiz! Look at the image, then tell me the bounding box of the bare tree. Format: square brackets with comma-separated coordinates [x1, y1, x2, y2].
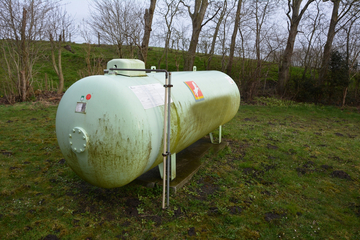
[238, 4, 253, 89]
[181, 0, 220, 70]
[89, 0, 144, 58]
[0, 0, 58, 102]
[171, 25, 190, 71]
[236, 0, 281, 100]
[48, 7, 74, 94]
[277, 0, 315, 96]
[318, 0, 360, 85]
[299, 0, 323, 82]
[139, 0, 156, 64]
[332, 10, 360, 106]
[156, 0, 183, 69]
[226, 0, 242, 75]
[219, 12, 231, 72]
[206, 0, 230, 70]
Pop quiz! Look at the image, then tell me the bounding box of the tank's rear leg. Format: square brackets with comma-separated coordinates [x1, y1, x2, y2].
[158, 153, 176, 180]
[209, 125, 222, 144]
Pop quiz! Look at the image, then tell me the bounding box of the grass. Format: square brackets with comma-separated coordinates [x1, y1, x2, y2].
[0, 100, 359, 239]
[1, 41, 276, 98]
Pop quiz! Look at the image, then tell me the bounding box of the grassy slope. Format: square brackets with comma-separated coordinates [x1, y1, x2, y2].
[0, 102, 359, 239]
[1, 42, 281, 96]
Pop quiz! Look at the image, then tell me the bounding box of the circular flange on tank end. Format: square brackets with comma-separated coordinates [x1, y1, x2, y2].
[69, 127, 88, 153]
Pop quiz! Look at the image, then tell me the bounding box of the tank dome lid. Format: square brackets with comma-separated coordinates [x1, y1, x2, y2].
[106, 59, 147, 77]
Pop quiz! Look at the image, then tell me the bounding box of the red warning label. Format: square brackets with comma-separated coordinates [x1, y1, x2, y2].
[184, 81, 204, 102]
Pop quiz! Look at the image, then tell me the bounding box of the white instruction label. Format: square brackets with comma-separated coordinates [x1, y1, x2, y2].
[129, 83, 172, 110]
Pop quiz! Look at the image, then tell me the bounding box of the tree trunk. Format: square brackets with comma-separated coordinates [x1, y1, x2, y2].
[342, 87, 348, 107]
[277, 0, 314, 95]
[277, 20, 299, 95]
[139, 0, 156, 65]
[226, 0, 242, 75]
[183, 0, 209, 71]
[20, 8, 28, 101]
[318, 0, 340, 85]
[239, 27, 245, 91]
[57, 37, 64, 94]
[50, 34, 64, 94]
[207, 2, 227, 70]
[45, 73, 48, 92]
[117, 42, 123, 58]
[20, 71, 26, 102]
[301, 2, 320, 81]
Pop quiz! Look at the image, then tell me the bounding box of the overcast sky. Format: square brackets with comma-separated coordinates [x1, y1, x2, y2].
[65, 0, 91, 42]
[65, 0, 90, 21]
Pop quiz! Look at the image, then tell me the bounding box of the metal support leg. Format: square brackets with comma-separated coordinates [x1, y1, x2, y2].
[159, 162, 164, 179]
[209, 132, 214, 144]
[219, 125, 222, 144]
[171, 153, 176, 180]
[209, 125, 222, 144]
[159, 152, 176, 180]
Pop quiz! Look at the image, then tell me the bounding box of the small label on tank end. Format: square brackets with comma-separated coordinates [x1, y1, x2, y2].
[226, 76, 235, 85]
[75, 102, 87, 113]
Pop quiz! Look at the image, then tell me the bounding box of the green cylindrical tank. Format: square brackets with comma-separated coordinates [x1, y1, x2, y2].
[56, 59, 240, 188]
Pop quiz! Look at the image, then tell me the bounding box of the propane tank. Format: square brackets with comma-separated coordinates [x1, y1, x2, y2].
[56, 59, 240, 188]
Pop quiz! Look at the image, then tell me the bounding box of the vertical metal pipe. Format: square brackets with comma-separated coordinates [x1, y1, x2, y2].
[166, 73, 172, 207]
[162, 74, 169, 209]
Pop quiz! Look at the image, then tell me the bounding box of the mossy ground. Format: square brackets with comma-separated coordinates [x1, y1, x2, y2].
[0, 100, 359, 239]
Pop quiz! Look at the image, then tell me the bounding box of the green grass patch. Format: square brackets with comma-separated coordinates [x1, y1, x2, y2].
[0, 102, 359, 239]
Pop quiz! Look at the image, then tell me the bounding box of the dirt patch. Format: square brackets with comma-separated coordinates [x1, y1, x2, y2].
[296, 161, 317, 175]
[264, 212, 286, 223]
[188, 227, 196, 236]
[267, 144, 278, 150]
[287, 149, 296, 155]
[174, 207, 182, 217]
[303, 161, 315, 168]
[330, 156, 352, 164]
[331, 170, 352, 180]
[195, 176, 219, 200]
[1, 150, 13, 156]
[262, 163, 277, 171]
[9, 166, 20, 170]
[229, 206, 242, 215]
[58, 159, 66, 164]
[296, 168, 308, 175]
[355, 206, 360, 217]
[24, 226, 33, 231]
[268, 137, 279, 142]
[125, 207, 138, 217]
[321, 165, 333, 170]
[261, 190, 271, 196]
[126, 198, 140, 208]
[347, 134, 357, 138]
[208, 207, 219, 215]
[334, 133, 344, 137]
[72, 219, 80, 227]
[43, 234, 59, 240]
